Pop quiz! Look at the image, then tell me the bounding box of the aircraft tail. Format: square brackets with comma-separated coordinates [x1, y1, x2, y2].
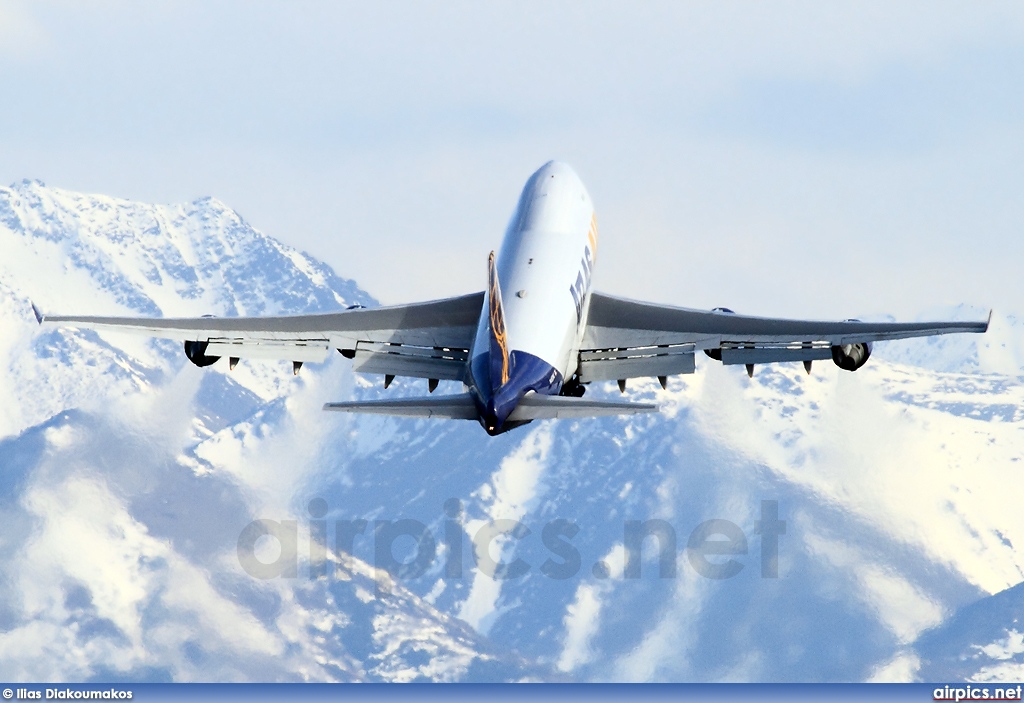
[487, 251, 511, 393]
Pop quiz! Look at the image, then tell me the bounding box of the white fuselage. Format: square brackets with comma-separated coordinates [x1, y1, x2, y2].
[467, 161, 598, 429]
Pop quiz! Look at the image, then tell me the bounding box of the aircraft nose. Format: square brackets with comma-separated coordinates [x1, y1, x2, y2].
[536, 160, 580, 182]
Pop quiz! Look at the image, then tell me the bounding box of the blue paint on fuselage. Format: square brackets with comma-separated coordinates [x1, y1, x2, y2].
[468, 350, 563, 435]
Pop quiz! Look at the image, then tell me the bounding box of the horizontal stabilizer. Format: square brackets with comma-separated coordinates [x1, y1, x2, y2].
[322, 392, 660, 421]
[508, 394, 658, 420]
[322, 393, 478, 419]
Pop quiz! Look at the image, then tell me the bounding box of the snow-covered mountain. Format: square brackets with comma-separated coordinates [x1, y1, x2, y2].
[0, 179, 1021, 682]
[0, 180, 538, 682]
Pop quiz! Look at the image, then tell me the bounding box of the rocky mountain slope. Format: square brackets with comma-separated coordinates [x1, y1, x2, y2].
[0, 179, 1021, 682]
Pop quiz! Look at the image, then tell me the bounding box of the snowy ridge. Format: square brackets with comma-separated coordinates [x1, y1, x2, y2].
[0, 181, 1022, 682]
[0, 181, 537, 682]
[871, 305, 1022, 376]
[914, 581, 1024, 682]
[0, 178, 370, 438]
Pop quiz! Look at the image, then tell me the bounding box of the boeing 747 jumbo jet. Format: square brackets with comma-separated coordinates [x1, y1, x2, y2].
[36, 162, 989, 435]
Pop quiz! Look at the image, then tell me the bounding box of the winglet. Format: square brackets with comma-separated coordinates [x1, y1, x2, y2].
[30, 302, 44, 325]
[986, 309, 993, 332]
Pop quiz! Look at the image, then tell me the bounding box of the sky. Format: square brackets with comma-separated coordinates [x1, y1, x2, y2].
[2, 1, 1023, 319]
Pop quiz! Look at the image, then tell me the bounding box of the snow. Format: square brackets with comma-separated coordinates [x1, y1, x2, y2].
[0, 179, 1022, 681]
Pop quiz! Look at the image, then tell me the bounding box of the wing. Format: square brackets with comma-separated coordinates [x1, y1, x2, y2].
[579, 292, 990, 381]
[38, 292, 484, 381]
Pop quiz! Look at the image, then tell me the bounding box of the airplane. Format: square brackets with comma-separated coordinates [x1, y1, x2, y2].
[34, 161, 990, 435]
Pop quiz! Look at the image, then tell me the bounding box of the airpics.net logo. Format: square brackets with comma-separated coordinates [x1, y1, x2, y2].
[236, 499, 786, 585]
[934, 685, 1024, 701]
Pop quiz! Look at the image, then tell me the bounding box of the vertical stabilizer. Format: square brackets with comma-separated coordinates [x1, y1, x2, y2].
[487, 251, 511, 392]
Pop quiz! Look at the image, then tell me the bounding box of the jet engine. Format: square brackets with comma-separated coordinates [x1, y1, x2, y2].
[831, 342, 872, 371]
[184, 340, 220, 368]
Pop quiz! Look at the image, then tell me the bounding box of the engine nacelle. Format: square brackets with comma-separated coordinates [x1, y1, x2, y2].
[704, 308, 735, 361]
[184, 340, 220, 368]
[831, 342, 872, 371]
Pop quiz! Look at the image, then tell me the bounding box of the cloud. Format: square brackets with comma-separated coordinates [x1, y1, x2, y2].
[458, 425, 552, 634]
[557, 543, 626, 673]
[0, 2, 50, 60]
[804, 530, 944, 644]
